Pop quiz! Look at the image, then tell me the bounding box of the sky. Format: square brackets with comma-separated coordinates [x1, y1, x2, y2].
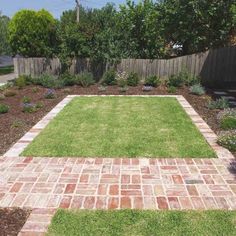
[0, 0, 138, 18]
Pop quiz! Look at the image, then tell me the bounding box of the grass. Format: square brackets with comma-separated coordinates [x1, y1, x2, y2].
[22, 96, 216, 158]
[47, 209, 236, 236]
[0, 66, 14, 75]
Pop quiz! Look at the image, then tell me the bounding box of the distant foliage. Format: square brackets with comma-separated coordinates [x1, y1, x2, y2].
[0, 13, 11, 55]
[8, 9, 58, 57]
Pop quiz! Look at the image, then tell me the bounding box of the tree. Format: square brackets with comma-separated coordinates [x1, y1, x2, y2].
[8, 9, 58, 57]
[159, 0, 236, 55]
[0, 12, 11, 55]
[117, 0, 166, 59]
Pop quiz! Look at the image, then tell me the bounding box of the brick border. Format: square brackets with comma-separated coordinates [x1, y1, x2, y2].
[4, 95, 234, 160]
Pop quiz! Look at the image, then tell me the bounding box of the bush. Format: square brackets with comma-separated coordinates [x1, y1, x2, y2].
[59, 73, 76, 86]
[101, 69, 116, 86]
[22, 96, 31, 104]
[144, 75, 160, 87]
[44, 89, 56, 99]
[8, 9, 57, 57]
[217, 131, 236, 151]
[75, 72, 95, 87]
[217, 109, 236, 130]
[127, 72, 140, 86]
[4, 90, 16, 97]
[35, 74, 63, 88]
[190, 84, 205, 96]
[167, 86, 177, 94]
[207, 98, 229, 110]
[0, 104, 9, 114]
[167, 74, 183, 88]
[15, 75, 27, 89]
[22, 103, 37, 113]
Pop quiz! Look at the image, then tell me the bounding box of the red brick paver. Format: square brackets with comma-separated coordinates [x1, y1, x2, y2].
[0, 95, 235, 235]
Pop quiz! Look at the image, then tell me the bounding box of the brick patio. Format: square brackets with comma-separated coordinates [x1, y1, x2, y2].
[0, 95, 235, 235]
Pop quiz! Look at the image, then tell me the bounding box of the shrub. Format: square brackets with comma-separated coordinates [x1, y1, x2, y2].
[101, 69, 116, 86]
[98, 86, 107, 92]
[167, 86, 177, 94]
[36, 102, 44, 109]
[217, 109, 236, 130]
[22, 96, 31, 104]
[8, 9, 57, 57]
[75, 72, 95, 87]
[127, 72, 140, 86]
[167, 74, 183, 88]
[22, 103, 37, 113]
[0, 104, 9, 114]
[35, 74, 63, 89]
[190, 84, 205, 96]
[44, 89, 56, 99]
[207, 98, 229, 110]
[59, 73, 76, 86]
[119, 86, 128, 93]
[32, 87, 40, 93]
[217, 131, 236, 151]
[144, 75, 160, 87]
[15, 75, 27, 89]
[4, 90, 16, 97]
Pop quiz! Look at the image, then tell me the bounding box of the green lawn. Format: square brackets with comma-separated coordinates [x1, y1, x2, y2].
[47, 209, 236, 236]
[0, 66, 14, 75]
[22, 96, 216, 158]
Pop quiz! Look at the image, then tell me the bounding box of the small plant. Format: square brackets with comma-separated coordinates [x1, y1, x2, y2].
[36, 74, 63, 89]
[59, 73, 76, 86]
[142, 86, 154, 92]
[144, 75, 161, 87]
[32, 87, 40, 93]
[167, 86, 177, 94]
[36, 102, 44, 109]
[217, 131, 236, 151]
[117, 78, 127, 88]
[4, 90, 17, 97]
[44, 89, 56, 99]
[63, 88, 71, 94]
[190, 84, 205, 96]
[0, 94, 5, 100]
[101, 69, 116, 86]
[119, 86, 128, 93]
[207, 98, 229, 110]
[116, 70, 128, 87]
[75, 72, 95, 87]
[127, 72, 140, 86]
[0, 104, 9, 114]
[0, 82, 14, 92]
[15, 75, 27, 89]
[11, 120, 25, 128]
[167, 74, 184, 88]
[98, 86, 107, 92]
[217, 109, 236, 130]
[22, 103, 37, 113]
[22, 96, 31, 104]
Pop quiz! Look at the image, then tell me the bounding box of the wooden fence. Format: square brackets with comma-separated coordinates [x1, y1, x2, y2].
[14, 46, 236, 87]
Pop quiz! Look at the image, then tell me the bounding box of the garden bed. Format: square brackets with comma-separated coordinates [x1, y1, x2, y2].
[0, 84, 234, 157]
[0, 208, 30, 236]
[47, 209, 236, 236]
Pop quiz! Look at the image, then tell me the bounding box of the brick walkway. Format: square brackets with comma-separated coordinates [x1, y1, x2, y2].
[0, 95, 235, 235]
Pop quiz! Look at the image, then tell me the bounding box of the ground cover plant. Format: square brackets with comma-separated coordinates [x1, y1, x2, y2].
[22, 96, 215, 158]
[47, 209, 236, 236]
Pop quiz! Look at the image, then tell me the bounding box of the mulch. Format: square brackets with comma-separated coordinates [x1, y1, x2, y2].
[0, 208, 31, 236]
[0, 84, 232, 155]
